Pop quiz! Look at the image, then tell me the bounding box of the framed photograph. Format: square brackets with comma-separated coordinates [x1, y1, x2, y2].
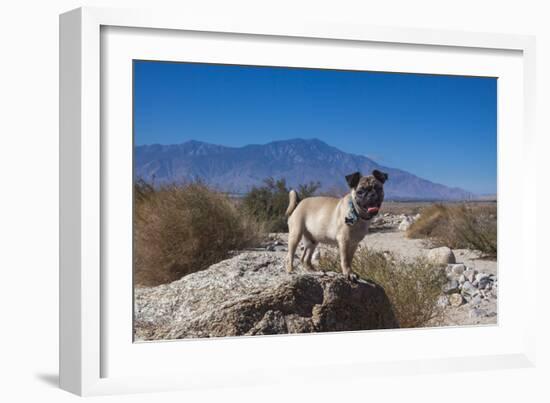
[60, 7, 537, 396]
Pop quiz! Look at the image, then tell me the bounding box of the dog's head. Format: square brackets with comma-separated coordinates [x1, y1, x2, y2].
[345, 170, 388, 219]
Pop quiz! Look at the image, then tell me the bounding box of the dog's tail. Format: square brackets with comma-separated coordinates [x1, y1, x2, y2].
[285, 190, 301, 217]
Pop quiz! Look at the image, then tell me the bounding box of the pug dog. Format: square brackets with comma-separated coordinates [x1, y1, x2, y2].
[285, 170, 388, 281]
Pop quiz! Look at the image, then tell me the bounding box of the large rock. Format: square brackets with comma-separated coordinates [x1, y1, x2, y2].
[134, 251, 399, 341]
[426, 247, 456, 265]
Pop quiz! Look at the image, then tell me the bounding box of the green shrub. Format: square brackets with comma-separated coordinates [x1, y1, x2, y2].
[241, 177, 320, 232]
[407, 203, 497, 257]
[318, 248, 447, 328]
[134, 182, 265, 287]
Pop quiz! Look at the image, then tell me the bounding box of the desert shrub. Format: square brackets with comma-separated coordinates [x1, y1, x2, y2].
[134, 182, 265, 287]
[406, 203, 448, 239]
[134, 178, 155, 205]
[318, 248, 447, 328]
[241, 177, 320, 232]
[407, 203, 497, 257]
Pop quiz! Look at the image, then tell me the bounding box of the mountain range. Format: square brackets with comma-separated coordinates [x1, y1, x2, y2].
[134, 138, 475, 200]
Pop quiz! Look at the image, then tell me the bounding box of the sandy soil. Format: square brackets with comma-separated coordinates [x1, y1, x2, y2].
[363, 231, 497, 275]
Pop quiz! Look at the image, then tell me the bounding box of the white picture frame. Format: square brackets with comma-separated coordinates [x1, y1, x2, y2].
[59, 6, 537, 396]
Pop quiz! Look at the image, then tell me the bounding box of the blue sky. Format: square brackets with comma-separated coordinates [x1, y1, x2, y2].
[134, 61, 497, 194]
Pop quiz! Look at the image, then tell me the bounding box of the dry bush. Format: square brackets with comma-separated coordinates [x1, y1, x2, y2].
[407, 203, 497, 257]
[242, 177, 320, 232]
[134, 182, 265, 287]
[406, 203, 448, 238]
[319, 248, 447, 328]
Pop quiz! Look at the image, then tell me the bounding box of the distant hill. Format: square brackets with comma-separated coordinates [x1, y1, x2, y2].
[134, 138, 475, 200]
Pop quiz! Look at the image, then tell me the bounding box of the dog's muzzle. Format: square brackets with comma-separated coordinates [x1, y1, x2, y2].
[362, 206, 380, 220]
[367, 206, 379, 215]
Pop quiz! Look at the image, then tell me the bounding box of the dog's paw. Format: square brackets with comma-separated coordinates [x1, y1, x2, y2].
[304, 263, 316, 272]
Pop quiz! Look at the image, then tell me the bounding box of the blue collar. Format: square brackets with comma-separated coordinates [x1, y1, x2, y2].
[345, 197, 360, 226]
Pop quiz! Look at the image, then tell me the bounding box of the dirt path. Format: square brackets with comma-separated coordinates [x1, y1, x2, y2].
[364, 230, 497, 275]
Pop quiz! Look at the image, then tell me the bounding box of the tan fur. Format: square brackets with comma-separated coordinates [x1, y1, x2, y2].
[286, 193, 369, 279]
[285, 190, 299, 217]
[285, 171, 387, 280]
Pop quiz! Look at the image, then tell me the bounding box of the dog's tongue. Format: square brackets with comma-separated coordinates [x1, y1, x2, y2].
[367, 207, 379, 214]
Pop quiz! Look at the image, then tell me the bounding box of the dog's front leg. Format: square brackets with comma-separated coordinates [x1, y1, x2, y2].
[337, 237, 358, 282]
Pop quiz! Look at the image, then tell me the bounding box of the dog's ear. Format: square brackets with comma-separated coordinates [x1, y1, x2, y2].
[345, 172, 361, 189]
[372, 169, 388, 184]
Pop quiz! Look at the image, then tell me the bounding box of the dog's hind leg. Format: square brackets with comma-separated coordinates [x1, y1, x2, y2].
[300, 237, 317, 271]
[300, 246, 308, 263]
[286, 221, 302, 273]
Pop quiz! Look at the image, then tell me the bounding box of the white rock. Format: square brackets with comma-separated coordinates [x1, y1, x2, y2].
[449, 293, 464, 307]
[398, 216, 414, 231]
[483, 282, 492, 291]
[372, 216, 384, 225]
[427, 247, 456, 265]
[458, 274, 466, 284]
[451, 264, 466, 276]
[478, 277, 492, 290]
[475, 273, 489, 282]
[464, 269, 477, 283]
[471, 295, 482, 306]
[461, 281, 476, 295]
[444, 280, 460, 294]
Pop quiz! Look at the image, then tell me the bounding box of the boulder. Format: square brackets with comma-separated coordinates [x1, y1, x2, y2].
[134, 251, 399, 341]
[426, 247, 456, 265]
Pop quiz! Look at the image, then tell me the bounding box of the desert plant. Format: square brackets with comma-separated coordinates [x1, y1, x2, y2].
[241, 177, 320, 232]
[407, 203, 497, 257]
[134, 182, 265, 287]
[318, 248, 447, 328]
[406, 203, 448, 239]
[134, 178, 155, 206]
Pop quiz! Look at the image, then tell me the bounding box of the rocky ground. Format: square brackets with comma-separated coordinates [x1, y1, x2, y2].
[260, 212, 497, 327]
[135, 212, 497, 340]
[369, 213, 497, 327]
